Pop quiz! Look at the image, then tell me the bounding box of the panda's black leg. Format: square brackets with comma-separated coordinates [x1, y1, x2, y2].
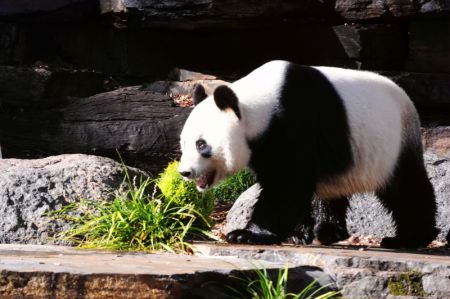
[376, 147, 437, 249]
[226, 182, 315, 245]
[313, 196, 350, 245]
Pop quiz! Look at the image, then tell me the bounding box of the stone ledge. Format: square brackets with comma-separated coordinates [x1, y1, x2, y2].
[0, 243, 449, 298]
[196, 243, 450, 298]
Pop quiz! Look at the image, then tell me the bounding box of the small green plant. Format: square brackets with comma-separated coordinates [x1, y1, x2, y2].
[51, 169, 213, 253]
[230, 266, 342, 299]
[213, 170, 255, 201]
[388, 271, 425, 297]
[157, 161, 215, 219]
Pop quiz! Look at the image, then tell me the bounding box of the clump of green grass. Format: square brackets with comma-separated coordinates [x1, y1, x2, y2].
[213, 170, 255, 201]
[51, 166, 214, 253]
[51, 159, 255, 253]
[156, 161, 215, 219]
[230, 266, 342, 299]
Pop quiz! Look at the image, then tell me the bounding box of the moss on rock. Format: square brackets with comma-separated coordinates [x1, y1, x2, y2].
[388, 271, 426, 297]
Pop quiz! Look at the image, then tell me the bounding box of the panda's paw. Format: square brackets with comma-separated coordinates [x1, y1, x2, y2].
[314, 222, 350, 245]
[226, 229, 280, 245]
[380, 237, 432, 249]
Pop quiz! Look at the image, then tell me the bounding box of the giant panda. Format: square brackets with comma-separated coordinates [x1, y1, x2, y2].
[178, 60, 437, 248]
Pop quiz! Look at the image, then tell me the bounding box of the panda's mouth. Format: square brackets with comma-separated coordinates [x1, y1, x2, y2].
[196, 170, 216, 191]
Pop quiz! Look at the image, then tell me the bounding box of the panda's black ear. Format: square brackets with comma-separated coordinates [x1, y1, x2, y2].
[213, 85, 241, 119]
[193, 84, 207, 106]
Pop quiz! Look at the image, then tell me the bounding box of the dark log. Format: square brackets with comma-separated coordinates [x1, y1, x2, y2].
[0, 87, 190, 174]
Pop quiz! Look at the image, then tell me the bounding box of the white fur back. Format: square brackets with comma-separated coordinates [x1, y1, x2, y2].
[229, 60, 289, 139]
[314, 66, 414, 198]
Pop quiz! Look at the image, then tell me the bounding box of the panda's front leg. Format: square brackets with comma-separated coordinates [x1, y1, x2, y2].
[226, 182, 315, 245]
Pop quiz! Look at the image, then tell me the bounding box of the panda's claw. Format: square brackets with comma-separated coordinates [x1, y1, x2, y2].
[226, 229, 280, 245]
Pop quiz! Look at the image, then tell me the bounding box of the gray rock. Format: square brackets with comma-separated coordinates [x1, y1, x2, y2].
[422, 267, 450, 297]
[424, 152, 450, 240]
[225, 152, 450, 241]
[225, 183, 261, 235]
[0, 154, 147, 245]
[347, 193, 396, 238]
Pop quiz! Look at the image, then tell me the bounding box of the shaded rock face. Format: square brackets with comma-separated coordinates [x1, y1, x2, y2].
[0, 86, 189, 174]
[0, 154, 146, 245]
[225, 152, 450, 242]
[334, 0, 450, 20]
[0, 0, 449, 80]
[0, 66, 107, 108]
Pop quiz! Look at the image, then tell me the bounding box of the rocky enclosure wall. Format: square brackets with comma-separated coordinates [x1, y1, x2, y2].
[1, 0, 449, 171]
[0, 0, 449, 248]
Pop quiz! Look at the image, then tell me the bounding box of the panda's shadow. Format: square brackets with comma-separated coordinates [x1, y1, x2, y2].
[286, 243, 450, 257]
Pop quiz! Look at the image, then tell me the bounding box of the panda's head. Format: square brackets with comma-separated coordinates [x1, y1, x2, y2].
[178, 84, 251, 191]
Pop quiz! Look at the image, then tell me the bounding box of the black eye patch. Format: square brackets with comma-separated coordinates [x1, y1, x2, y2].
[196, 139, 212, 158]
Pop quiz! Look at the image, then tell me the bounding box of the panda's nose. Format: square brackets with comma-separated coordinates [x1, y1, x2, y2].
[179, 171, 192, 178]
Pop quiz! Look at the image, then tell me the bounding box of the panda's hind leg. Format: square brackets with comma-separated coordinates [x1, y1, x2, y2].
[377, 147, 437, 249]
[313, 196, 350, 245]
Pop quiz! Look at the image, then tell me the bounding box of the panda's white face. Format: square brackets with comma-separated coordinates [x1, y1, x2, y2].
[178, 86, 251, 191]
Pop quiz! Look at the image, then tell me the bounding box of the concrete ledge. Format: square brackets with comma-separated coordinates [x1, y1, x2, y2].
[0, 244, 449, 298]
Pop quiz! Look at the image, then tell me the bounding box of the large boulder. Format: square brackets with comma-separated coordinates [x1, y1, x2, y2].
[0, 154, 146, 245]
[225, 152, 450, 242]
